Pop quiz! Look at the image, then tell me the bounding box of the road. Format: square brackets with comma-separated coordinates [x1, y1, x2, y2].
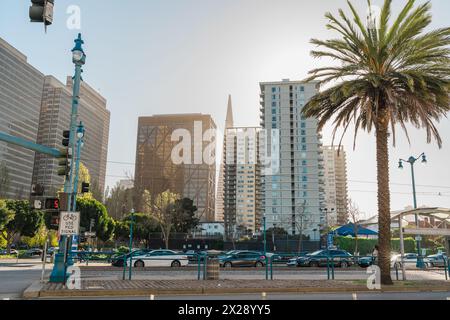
[39, 291, 450, 300]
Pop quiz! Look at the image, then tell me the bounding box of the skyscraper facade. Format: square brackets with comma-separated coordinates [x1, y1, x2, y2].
[32, 75, 110, 197]
[322, 145, 349, 226]
[134, 114, 216, 222]
[0, 37, 45, 199]
[259, 79, 325, 240]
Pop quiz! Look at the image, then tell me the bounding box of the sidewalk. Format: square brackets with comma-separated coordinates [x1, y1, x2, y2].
[23, 279, 450, 298]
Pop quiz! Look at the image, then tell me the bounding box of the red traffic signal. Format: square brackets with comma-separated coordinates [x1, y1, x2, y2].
[44, 198, 60, 210]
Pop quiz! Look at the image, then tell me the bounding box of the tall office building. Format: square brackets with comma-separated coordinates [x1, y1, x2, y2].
[322, 145, 349, 226]
[134, 114, 216, 222]
[223, 127, 263, 238]
[32, 76, 110, 197]
[0, 37, 45, 199]
[215, 95, 234, 222]
[259, 79, 325, 240]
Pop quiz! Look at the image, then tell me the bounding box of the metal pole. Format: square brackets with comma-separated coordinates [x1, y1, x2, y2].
[263, 216, 268, 280]
[398, 214, 407, 280]
[410, 161, 424, 268]
[128, 209, 135, 280]
[41, 240, 48, 283]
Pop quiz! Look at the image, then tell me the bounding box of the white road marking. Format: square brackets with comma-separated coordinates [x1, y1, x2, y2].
[352, 293, 358, 300]
[261, 292, 267, 300]
[150, 294, 155, 300]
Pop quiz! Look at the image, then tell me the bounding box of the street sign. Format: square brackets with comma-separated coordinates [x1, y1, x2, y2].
[84, 232, 96, 237]
[415, 236, 422, 241]
[34, 200, 42, 209]
[58, 211, 80, 236]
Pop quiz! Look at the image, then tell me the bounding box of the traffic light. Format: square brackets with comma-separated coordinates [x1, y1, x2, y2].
[57, 148, 72, 176]
[81, 182, 90, 194]
[62, 130, 70, 147]
[29, 0, 54, 26]
[44, 198, 60, 210]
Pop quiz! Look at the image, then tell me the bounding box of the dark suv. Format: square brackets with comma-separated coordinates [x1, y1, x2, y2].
[291, 249, 354, 268]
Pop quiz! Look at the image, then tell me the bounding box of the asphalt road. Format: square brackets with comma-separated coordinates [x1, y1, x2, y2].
[0, 269, 50, 299]
[39, 291, 450, 300]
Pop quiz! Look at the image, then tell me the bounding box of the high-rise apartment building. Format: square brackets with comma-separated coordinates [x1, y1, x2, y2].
[259, 79, 325, 240]
[0, 37, 110, 200]
[322, 145, 349, 226]
[215, 95, 234, 222]
[134, 114, 216, 222]
[0, 37, 45, 199]
[32, 76, 110, 197]
[223, 127, 263, 238]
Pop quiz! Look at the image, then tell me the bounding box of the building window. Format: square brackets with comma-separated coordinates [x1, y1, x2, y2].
[272, 102, 276, 107]
[272, 87, 277, 93]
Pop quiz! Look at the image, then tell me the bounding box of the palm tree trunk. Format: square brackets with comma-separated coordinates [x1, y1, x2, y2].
[376, 115, 393, 285]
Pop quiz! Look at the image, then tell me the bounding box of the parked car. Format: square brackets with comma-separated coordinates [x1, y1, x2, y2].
[24, 248, 43, 257]
[272, 252, 308, 264]
[357, 256, 375, 268]
[131, 250, 189, 268]
[391, 253, 431, 269]
[0, 249, 19, 255]
[219, 251, 266, 268]
[287, 249, 354, 268]
[111, 249, 150, 267]
[426, 253, 448, 268]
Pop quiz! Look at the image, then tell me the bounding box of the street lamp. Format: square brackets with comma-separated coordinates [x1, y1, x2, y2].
[50, 34, 86, 283]
[128, 208, 135, 280]
[398, 153, 427, 268]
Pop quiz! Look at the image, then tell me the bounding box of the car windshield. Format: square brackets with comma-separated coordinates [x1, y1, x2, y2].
[309, 250, 324, 256]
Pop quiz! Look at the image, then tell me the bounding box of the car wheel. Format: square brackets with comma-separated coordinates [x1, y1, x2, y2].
[309, 261, 319, 268]
[171, 260, 181, 268]
[429, 262, 434, 268]
[134, 260, 145, 268]
[224, 262, 232, 268]
[255, 261, 264, 268]
[340, 261, 349, 268]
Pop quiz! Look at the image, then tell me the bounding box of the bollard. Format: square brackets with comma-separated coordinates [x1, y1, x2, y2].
[443, 257, 448, 281]
[203, 256, 207, 280]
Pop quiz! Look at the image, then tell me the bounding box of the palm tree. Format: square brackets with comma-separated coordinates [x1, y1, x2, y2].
[302, 0, 450, 285]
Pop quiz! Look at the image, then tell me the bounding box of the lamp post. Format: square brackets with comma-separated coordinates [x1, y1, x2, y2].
[128, 208, 135, 280]
[398, 153, 427, 268]
[272, 223, 276, 252]
[50, 34, 86, 283]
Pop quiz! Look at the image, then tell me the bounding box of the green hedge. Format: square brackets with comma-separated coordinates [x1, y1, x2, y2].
[335, 236, 416, 255]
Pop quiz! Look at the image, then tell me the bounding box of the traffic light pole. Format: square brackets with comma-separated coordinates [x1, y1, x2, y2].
[50, 34, 86, 283]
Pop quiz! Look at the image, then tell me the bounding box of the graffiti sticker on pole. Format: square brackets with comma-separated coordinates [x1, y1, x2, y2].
[58, 212, 80, 236]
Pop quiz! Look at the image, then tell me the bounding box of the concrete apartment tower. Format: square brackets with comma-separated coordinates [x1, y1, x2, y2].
[0, 37, 45, 199]
[215, 95, 234, 222]
[223, 126, 263, 239]
[32, 76, 110, 197]
[259, 79, 325, 240]
[322, 145, 349, 226]
[134, 114, 216, 222]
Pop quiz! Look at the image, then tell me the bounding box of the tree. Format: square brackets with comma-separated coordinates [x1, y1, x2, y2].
[0, 161, 10, 199]
[142, 190, 180, 249]
[105, 182, 135, 220]
[348, 200, 363, 255]
[121, 212, 159, 248]
[301, 0, 450, 284]
[76, 197, 115, 243]
[0, 200, 14, 231]
[1, 200, 44, 253]
[173, 198, 199, 233]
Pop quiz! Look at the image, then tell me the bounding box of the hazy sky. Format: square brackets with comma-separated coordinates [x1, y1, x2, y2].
[1, 0, 449, 219]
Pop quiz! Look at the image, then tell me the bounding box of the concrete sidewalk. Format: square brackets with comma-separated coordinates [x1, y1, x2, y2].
[23, 279, 450, 299]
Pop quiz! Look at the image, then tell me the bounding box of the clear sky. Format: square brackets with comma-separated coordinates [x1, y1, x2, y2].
[1, 0, 449, 219]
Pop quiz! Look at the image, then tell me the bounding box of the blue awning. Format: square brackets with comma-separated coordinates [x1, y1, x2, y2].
[330, 223, 378, 237]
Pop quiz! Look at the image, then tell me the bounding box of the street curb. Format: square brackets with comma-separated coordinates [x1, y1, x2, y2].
[23, 281, 45, 299]
[32, 285, 450, 298]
